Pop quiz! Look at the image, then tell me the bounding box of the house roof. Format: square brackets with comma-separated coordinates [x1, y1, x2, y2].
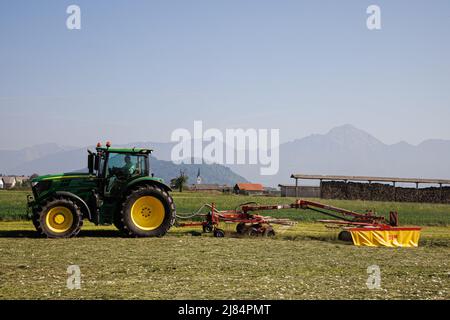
[235, 183, 264, 191]
[290, 173, 450, 185]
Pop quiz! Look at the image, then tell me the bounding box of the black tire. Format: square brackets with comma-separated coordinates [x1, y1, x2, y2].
[33, 198, 83, 238]
[247, 227, 259, 237]
[264, 226, 276, 237]
[202, 223, 213, 233]
[213, 229, 225, 237]
[338, 230, 353, 242]
[236, 222, 247, 234]
[121, 185, 176, 237]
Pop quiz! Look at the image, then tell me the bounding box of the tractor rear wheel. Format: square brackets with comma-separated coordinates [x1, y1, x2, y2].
[33, 198, 83, 238]
[120, 185, 176, 237]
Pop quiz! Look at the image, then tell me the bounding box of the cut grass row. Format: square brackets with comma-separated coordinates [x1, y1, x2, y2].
[0, 221, 449, 299]
[1, 190, 450, 226]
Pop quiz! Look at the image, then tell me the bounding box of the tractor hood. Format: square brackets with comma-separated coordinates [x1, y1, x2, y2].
[32, 172, 95, 183]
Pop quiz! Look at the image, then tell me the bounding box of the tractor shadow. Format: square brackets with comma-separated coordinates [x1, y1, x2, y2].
[0, 230, 40, 238]
[0, 229, 124, 238]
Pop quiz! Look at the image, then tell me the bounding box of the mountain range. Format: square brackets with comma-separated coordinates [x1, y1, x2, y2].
[1, 124, 450, 187]
[238, 124, 450, 186]
[0, 144, 248, 186]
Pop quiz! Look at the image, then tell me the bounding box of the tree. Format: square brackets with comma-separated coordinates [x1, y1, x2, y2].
[170, 170, 189, 192]
[21, 179, 31, 188]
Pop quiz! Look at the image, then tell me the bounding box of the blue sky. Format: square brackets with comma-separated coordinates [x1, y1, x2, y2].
[1, 0, 450, 149]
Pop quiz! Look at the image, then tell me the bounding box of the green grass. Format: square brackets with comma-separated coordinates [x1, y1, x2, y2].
[173, 192, 450, 226]
[0, 189, 449, 299]
[2, 190, 450, 226]
[0, 190, 30, 220]
[0, 221, 449, 299]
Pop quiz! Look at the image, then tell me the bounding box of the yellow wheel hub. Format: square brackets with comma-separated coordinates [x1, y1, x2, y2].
[46, 206, 74, 233]
[130, 196, 165, 231]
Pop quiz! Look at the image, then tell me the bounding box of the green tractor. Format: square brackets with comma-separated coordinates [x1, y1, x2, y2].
[27, 142, 176, 238]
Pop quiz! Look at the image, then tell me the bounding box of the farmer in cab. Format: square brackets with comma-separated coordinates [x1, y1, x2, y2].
[122, 155, 136, 176]
[106, 155, 136, 193]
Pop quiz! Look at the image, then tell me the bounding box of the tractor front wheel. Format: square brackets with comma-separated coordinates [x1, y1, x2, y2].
[33, 198, 83, 238]
[120, 185, 176, 237]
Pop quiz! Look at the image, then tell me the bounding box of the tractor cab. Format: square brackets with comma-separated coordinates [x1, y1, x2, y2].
[88, 142, 154, 197]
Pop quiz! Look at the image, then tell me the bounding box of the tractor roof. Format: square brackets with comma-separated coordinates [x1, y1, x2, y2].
[96, 147, 152, 154]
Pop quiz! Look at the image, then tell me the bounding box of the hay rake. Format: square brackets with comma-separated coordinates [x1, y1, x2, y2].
[176, 199, 421, 247]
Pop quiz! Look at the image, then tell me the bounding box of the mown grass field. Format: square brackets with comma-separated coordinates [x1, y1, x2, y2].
[0, 190, 449, 299]
[2, 190, 450, 225]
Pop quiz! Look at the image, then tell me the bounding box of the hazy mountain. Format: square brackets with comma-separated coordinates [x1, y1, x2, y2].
[229, 124, 450, 187]
[3, 145, 248, 186]
[150, 156, 248, 186]
[2, 124, 450, 187]
[0, 143, 77, 175]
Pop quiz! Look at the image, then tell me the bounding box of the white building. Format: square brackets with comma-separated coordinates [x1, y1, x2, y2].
[0, 178, 4, 189]
[1, 177, 16, 189]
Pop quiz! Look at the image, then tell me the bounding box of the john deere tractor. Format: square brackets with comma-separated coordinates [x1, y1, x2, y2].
[27, 142, 176, 238]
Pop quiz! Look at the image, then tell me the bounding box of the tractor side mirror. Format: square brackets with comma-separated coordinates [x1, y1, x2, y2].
[88, 154, 94, 174]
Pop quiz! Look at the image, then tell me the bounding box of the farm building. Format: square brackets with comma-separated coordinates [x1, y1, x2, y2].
[234, 183, 264, 195]
[1, 176, 16, 189]
[14, 176, 30, 186]
[278, 184, 320, 198]
[0, 179, 3, 189]
[290, 173, 450, 203]
[264, 186, 281, 196]
[189, 184, 231, 193]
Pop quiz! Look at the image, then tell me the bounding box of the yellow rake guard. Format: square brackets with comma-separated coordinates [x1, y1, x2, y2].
[349, 227, 422, 247]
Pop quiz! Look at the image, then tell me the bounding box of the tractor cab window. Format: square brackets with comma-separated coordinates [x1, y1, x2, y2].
[107, 153, 136, 178]
[106, 153, 148, 178]
[104, 153, 148, 194]
[136, 156, 147, 176]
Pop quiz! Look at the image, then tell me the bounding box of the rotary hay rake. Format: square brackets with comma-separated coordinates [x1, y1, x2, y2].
[176, 199, 422, 247]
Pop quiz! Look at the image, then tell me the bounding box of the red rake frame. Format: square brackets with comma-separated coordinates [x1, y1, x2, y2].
[176, 199, 399, 237]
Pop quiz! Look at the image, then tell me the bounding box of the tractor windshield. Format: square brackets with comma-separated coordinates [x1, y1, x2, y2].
[106, 153, 148, 177]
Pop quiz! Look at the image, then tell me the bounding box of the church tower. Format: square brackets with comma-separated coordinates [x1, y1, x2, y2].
[196, 168, 202, 184]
